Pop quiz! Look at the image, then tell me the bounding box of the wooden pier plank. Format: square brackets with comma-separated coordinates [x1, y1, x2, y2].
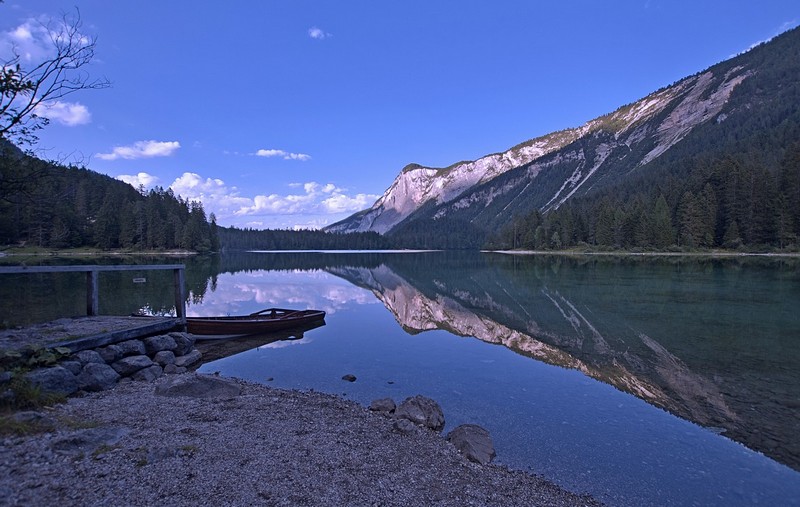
[49, 317, 182, 352]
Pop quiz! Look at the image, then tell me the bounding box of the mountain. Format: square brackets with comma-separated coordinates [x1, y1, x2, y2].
[326, 27, 800, 247]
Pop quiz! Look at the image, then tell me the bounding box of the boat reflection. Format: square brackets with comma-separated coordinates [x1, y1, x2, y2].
[194, 319, 326, 364]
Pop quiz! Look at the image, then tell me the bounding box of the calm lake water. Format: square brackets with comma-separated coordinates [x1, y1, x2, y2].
[3, 251, 800, 506]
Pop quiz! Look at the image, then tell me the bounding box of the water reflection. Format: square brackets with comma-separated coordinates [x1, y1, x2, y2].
[4, 251, 799, 485]
[195, 319, 325, 364]
[190, 251, 800, 506]
[324, 252, 800, 471]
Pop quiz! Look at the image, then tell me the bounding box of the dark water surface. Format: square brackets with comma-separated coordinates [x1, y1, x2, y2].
[3, 252, 800, 506]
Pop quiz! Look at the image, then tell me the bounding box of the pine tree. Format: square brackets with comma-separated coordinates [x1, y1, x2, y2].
[677, 191, 702, 247]
[652, 194, 675, 248]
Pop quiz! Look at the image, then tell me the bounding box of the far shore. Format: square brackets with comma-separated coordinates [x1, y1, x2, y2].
[3, 246, 800, 258]
[488, 249, 800, 258]
[0, 249, 198, 258]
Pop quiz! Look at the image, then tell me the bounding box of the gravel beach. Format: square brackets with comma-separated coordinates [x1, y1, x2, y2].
[0, 375, 602, 506]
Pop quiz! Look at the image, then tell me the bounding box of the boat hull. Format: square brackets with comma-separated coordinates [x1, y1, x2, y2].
[186, 308, 325, 336]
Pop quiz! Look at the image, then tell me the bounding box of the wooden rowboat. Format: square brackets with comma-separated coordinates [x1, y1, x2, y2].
[186, 308, 325, 336]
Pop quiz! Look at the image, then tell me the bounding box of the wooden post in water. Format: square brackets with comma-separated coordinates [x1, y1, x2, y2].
[86, 270, 99, 316]
[0, 264, 186, 321]
[173, 267, 186, 324]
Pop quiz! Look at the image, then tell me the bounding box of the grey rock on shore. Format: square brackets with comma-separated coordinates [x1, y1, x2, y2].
[395, 394, 446, 432]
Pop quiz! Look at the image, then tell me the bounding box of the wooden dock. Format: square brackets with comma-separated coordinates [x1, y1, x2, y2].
[0, 316, 183, 354]
[0, 264, 188, 353]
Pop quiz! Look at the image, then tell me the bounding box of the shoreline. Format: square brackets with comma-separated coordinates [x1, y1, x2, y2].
[488, 249, 800, 258]
[3, 248, 800, 259]
[0, 375, 603, 506]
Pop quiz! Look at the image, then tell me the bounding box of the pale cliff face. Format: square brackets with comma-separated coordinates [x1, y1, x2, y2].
[326, 65, 751, 234]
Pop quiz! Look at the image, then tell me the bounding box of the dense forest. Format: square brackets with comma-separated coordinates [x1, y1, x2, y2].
[0, 143, 220, 252]
[217, 226, 391, 251]
[486, 143, 800, 251]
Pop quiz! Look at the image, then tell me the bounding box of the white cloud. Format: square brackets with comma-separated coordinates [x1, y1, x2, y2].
[163, 172, 378, 230]
[2, 18, 54, 62]
[2, 15, 92, 64]
[33, 100, 91, 126]
[308, 26, 331, 40]
[321, 192, 377, 214]
[169, 171, 252, 216]
[117, 172, 160, 189]
[96, 140, 181, 161]
[255, 148, 311, 161]
[236, 181, 362, 216]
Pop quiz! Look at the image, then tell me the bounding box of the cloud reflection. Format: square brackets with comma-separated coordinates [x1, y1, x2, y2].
[186, 270, 379, 317]
[258, 336, 314, 349]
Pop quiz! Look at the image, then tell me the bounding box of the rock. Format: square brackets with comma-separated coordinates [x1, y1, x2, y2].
[50, 427, 129, 456]
[394, 395, 445, 432]
[77, 363, 121, 392]
[24, 366, 79, 396]
[369, 398, 396, 414]
[12, 411, 57, 431]
[0, 371, 11, 385]
[117, 340, 146, 357]
[446, 424, 496, 465]
[72, 349, 105, 366]
[342, 374, 357, 382]
[59, 360, 83, 376]
[131, 364, 163, 382]
[97, 344, 123, 364]
[153, 350, 176, 366]
[392, 418, 418, 435]
[143, 335, 177, 355]
[174, 348, 202, 368]
[155, 373, 241, 398]
[169, 332, 195, 356]
[163, 364, 187, 375]
[111, 355, 153, 376]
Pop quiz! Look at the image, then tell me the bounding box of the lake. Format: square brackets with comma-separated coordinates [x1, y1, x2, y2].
[3, 251, 800, 506]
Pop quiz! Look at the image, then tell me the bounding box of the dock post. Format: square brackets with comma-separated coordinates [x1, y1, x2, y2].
[173, 267, 187, 325]
[86, 270, 99, 316]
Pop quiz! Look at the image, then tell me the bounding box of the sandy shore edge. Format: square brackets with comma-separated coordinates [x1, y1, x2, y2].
[1, 374, 602, 506]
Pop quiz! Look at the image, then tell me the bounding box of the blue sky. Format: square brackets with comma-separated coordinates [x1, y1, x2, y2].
[2, 1, 798, 229]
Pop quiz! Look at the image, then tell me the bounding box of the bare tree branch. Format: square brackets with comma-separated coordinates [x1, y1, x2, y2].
[0, 9, 110, 146]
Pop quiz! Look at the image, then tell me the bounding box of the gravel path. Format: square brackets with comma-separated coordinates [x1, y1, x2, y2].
[0, 375, 601, 506]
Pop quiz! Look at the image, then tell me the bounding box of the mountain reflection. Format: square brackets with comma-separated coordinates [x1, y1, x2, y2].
[320, 252, 799, 471]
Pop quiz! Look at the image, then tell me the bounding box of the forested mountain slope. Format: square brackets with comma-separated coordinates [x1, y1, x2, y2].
[0, 142, 219, 252]
[328, 27, 800, 250]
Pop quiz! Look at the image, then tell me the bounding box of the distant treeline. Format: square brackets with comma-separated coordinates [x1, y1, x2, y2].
[0, 143, 219, 252]
[217, 226, 392, 251]
[487, 144, 800, 251]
